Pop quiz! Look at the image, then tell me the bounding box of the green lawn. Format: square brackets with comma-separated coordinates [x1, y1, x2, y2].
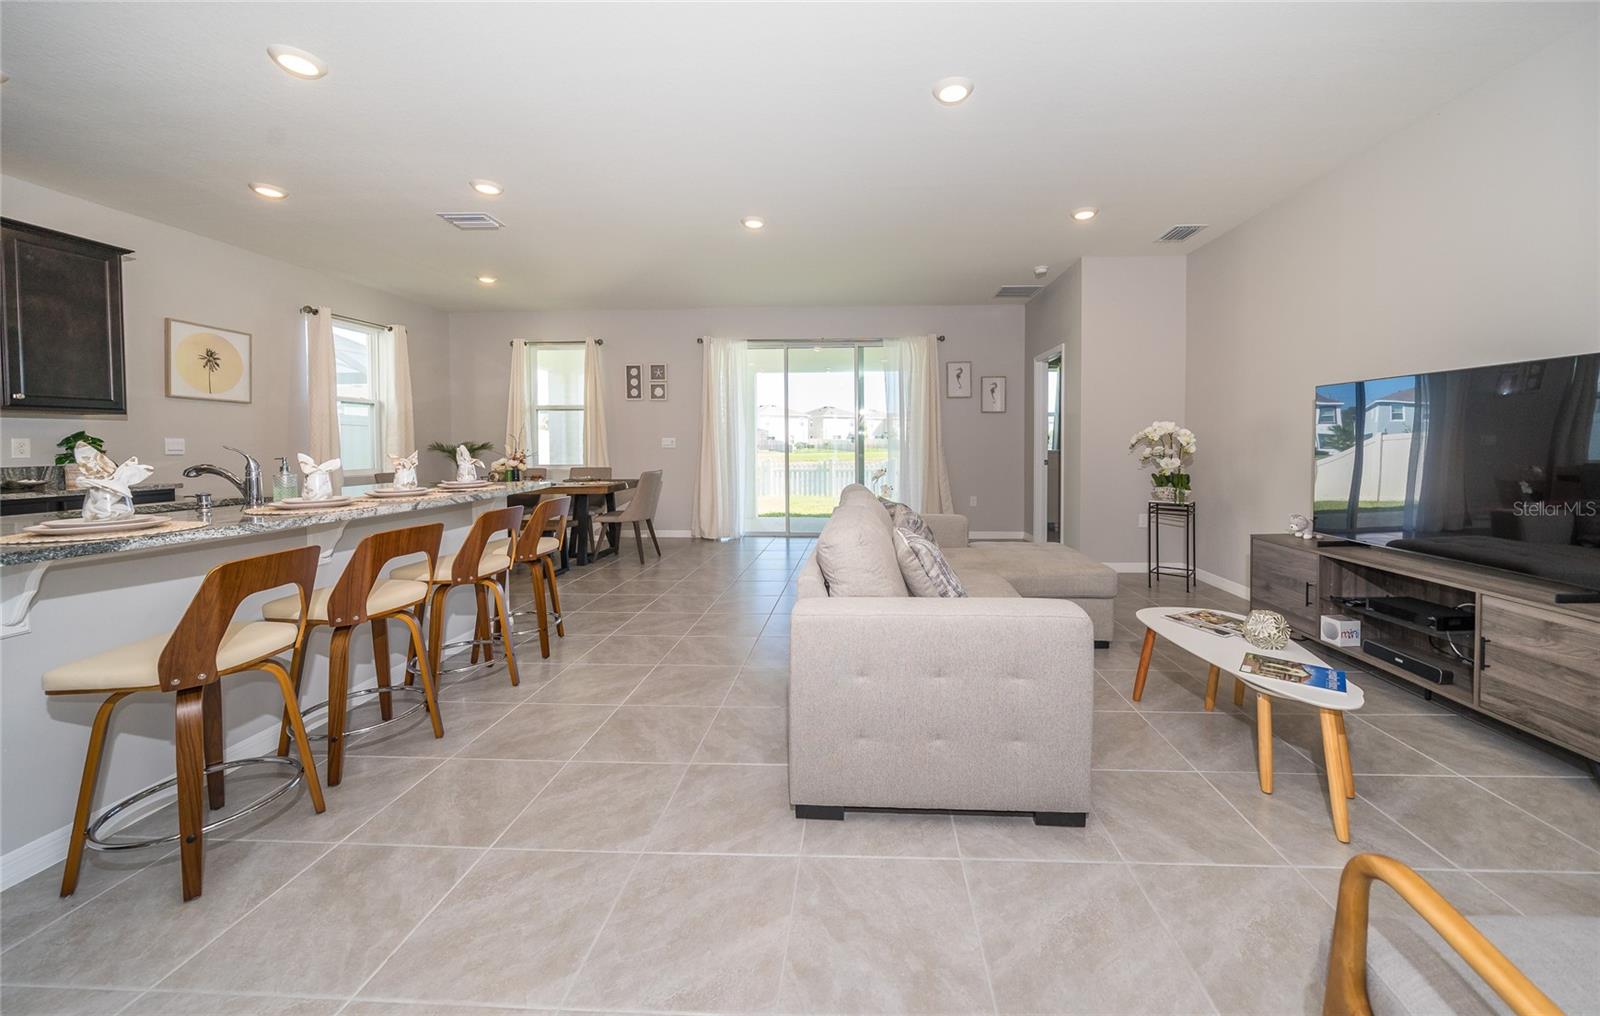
[778, 447, 890, 463]
[1313, 500, 1405, 511]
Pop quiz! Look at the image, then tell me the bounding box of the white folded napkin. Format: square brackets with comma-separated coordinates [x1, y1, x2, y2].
[80, 457, 154, 520]
[390, 450, 419, 489]
[297, 453, 341, 500]
[74, 441, 117, 480]
[454, 445, 484, 483]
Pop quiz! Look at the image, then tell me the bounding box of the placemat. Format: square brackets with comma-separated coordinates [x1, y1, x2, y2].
[0, 518, 211, 546]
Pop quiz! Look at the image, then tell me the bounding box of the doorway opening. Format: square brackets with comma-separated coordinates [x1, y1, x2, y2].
[1033, 347, 1065, 543]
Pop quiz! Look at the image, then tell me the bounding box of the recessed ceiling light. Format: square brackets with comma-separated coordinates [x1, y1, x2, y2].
[477, 275, 498, 285]
[741, 216, 765, 231]
[470, 179, 503, 197]
[932, 77, 973, 105]
[1072, 207, 1098, 222]
[266, 45, 327, 80]
[249, 182, 288, 200]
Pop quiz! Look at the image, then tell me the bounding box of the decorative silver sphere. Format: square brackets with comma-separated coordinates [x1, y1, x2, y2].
[1244, 609, 1292, 650]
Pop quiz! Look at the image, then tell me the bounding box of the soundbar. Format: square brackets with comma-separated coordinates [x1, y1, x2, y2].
[1363, 639, 1454, 685]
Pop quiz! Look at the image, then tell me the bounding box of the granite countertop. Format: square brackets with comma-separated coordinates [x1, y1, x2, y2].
[0, 482, 183, 502]
[0, 481, 555, 567]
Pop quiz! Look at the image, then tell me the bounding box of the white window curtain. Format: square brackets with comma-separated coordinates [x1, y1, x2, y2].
[693, 337, 754, 539]
[506, 341, 529, 457]
[582, 336, 610, 466]
[881, 334, 953, 513]
[375, 324, 415, 462]
[305, 306, 342, 484]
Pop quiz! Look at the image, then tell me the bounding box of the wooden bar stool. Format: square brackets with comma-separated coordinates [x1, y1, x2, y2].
[46, 547, 325, 902]
[488, 495, 570, 658]
[264, 523, 444, 787]
[391, 505, 524, 688]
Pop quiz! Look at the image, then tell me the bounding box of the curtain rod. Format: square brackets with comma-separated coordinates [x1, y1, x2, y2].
[300, 306, 393, 332]
[507, 338, 603, 346]
[694, 335, 945, 343]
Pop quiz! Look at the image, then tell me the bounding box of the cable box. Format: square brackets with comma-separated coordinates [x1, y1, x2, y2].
[1357, 596, 1474, 632]
[1362, 639, 1454, 685]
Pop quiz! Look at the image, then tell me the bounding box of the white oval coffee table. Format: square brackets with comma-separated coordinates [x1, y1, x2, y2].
[1131, 606, 1365, 842]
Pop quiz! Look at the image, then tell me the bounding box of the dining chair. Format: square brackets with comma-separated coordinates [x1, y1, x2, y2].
[597, 469, 664, 563]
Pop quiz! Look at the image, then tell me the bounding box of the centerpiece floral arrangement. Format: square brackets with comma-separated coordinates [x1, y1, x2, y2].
[1128, 420, 1196, 502]
[489, 438, 530, 481]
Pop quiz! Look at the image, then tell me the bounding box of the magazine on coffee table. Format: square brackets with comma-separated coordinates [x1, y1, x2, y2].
[1238, 652, 1348, 693]
[1170, 609, 1245, 637]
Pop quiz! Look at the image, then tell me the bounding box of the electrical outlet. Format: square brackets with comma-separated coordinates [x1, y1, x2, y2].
[968, 495, 978, 508]
[1137, 512, 1148, 529]
[164, 437, 186, 455]
[661, 437, 677, 449]
[9, 438, 30, 459]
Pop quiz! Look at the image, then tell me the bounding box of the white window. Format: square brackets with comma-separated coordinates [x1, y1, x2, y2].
[334, 319, 386, 475]
[1318, 406, 1337, 425]
[1390, 404, 1405, 422]
[524, 343, 585, 465]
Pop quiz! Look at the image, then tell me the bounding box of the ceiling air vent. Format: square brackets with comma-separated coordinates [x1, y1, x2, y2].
[1154, 224, 1208, 244]
[436, 212, 505, 230]
[994, 284, 1044, 299]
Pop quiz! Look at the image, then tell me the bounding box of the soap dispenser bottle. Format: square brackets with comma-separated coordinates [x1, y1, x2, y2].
[273, 456, 298, 502]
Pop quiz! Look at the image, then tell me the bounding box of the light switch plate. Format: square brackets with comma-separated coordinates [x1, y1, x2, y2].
[661, 437, 676, 448]
[164, 437, 186, 455]
[967, 495, 978, 507]
[1137, 512, 1148, 528]
[9, 438, 30, 459]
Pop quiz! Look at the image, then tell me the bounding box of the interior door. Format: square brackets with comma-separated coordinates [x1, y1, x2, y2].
[1046, 355, 1062, 542]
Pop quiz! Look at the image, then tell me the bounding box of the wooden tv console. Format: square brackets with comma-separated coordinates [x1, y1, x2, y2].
[1249, 533, 1600, 764]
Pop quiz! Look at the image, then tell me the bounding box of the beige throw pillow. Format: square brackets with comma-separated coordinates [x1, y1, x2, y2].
[816, 502, 910, 597]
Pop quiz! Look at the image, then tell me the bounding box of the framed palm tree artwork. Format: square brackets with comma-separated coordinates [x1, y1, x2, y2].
[165, 318, 252, 403]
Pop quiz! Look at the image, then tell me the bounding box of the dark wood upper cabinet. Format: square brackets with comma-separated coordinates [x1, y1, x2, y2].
[1, 218, 132, 414]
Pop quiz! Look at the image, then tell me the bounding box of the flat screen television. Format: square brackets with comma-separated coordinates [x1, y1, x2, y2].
[1313, 353, 1600, 593]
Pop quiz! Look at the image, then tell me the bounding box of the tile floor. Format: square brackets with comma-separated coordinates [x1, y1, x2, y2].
[3, 538, 1597, 1016]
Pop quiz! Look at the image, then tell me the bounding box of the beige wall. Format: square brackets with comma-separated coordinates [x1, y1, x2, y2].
[1024, 262, 1082, 546]
[446, 305, 1027, 534]
[1024, 257, 1187, 564]
[1186, 24, 1600, 588]
[0, 176, 454, 494]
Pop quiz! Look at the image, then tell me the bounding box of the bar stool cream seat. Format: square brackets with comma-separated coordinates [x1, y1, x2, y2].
[266, 524, 445, 787]
[391, 546, 511, 583]
[43, 622, 299, 692]
[261, 579, 430, 624]
[486, 534, 559, 558]
[48, 546, 325, 902]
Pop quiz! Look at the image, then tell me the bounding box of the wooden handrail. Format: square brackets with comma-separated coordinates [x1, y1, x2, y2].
[1324, 853, 1563, 1016]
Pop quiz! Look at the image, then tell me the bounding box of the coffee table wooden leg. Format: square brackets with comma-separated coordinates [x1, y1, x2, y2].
[1319, 708, 1352, 842]
[1203, 665, 1220, 711]
[1131, 629, 1156, 701]
[1255, 693, 1273, 794]
[1335, 712, 1355, 798]
[1233, 678, 1244, 707]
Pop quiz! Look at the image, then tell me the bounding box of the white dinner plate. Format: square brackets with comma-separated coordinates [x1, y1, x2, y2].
[365, 486, 430, 498]
[437, 480, 491, 489]
[272, 496, 357, 509]
[27, 515, 167, 535]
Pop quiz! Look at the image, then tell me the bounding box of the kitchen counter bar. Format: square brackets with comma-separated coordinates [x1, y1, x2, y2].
[0, 481, 556, 567]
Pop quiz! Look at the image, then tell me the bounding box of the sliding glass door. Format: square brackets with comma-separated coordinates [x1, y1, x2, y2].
[748, 342, 883, 536]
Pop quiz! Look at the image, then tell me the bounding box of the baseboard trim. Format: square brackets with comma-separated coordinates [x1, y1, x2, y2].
[1101, 562, 1248, 600]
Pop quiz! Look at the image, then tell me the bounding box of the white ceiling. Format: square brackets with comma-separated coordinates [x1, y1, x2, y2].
[1, 2, 1592, 311]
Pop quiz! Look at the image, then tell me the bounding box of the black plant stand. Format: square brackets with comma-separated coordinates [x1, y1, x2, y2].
[1148, 500, 1197, 592]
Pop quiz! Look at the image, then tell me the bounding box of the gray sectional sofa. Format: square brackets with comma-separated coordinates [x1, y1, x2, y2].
[788, 486, 1104, 824]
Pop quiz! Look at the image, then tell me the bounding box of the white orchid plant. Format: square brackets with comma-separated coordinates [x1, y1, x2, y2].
[1128, 421, 1197, 492]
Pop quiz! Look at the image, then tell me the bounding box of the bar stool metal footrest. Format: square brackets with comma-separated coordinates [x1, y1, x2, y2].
[405, 635, 501, 679]
[86, 756, 305, 852]
[298, 684, 432, 740]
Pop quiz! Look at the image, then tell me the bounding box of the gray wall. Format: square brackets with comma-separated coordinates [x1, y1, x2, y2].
[0, 176, 455, 492]
[1023, 257, 1187, 564]
[1185, 23, 1600, 587]
[447, 305, 1028, 534]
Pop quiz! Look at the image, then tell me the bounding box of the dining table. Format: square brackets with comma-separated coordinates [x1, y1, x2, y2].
[509, 478, 637, 570]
